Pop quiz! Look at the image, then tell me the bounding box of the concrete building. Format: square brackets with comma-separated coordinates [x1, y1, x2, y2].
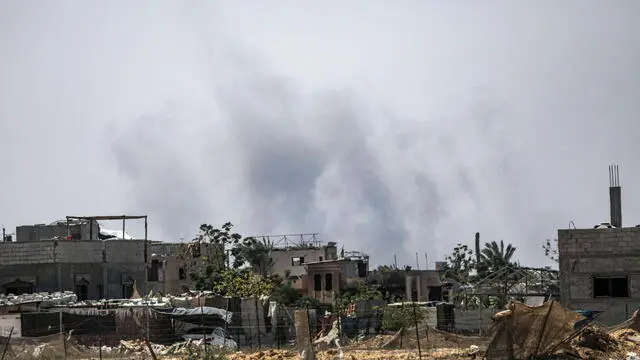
[304, 254, 369, 304]
[558, 165, 640, 325]
[0, 217, 221, 300]
[368, 268, 445, 302]
[270, 240, 338, 282]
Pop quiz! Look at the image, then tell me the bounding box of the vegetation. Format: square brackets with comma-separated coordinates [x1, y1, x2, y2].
[270, 282, 302, 306]
[543, 238, 559, 263]
[381, 304, 428, 331]
[442, 239, 519, 284]
[442, 243, 476, 283]
[480, 240, 517, 273]
[185, 222, 277, 298]
[337, 281, 384, 309]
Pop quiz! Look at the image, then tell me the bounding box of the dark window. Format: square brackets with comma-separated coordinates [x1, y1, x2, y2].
[97, 285, 104, 299]
[357, 262, 367, 278]
[593, 276, 629, 298]
[76, 284, 88, 301]
[314, 274, 322, 291]
[292, 257, 305, 266]
[319, 256, 323, 262]
[179, 268, 186, 280]
[325, 273, 333, 291]
[148, 260, 160, 282]
[122, 284, 133, 299]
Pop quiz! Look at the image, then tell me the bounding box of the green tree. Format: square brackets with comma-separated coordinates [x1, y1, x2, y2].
[232, 237, 274, 276]
[186, 222, 277, 298]
[208, 269, 274, 298]
[442, 243, 476, 283]
[193, 222, 253, 269]
[382, 304, 428, 331]
[480, 240, 517, 272]
[271, 282, 302, 306]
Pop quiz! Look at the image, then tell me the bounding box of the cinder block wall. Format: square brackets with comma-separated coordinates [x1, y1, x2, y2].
[0, 240, 194, 298]
[558, 227, 640, 325]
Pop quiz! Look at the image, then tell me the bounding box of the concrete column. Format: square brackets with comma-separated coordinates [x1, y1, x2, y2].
[405, 275, 413, 301]
[416, 276, 421, 302]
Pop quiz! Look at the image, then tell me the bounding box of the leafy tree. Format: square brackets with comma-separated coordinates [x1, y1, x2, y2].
[208, 269, 274, 298]
[232, 237, 274, 276]
[186, 222, 277, 298]
[193, 222, 254, 269]
[382, 304, 428, 331]
[294, 296, 322, 309]
[270, 282, 302, 306]
[442, 243, 476, 283]
[480, 240, 517, 272]
[543, 238, 558, 263]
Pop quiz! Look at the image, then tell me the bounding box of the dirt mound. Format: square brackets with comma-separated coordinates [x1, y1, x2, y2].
[227, 348, 477, 360]
[351, 327, 486, 351]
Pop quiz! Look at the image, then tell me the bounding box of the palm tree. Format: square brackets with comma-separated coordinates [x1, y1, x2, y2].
[480, 240, 517, 272]
[232, 237, 274, 276]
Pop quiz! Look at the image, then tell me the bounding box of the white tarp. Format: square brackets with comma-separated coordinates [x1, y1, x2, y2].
[99, 228, 134, 240]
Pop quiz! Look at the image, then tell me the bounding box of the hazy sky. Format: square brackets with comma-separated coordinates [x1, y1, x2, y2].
[1, 1, 639, 268]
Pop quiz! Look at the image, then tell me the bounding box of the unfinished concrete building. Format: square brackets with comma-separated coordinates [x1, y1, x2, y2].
[304, 251, 369, 304]
[0, 216, 221, 300]
[267, 234, 338, 285]
[559, 165, 640, 325]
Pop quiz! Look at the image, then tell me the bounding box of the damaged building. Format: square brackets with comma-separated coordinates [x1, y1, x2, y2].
[559, 166, 640, 325]
[0, 215, 222, 300]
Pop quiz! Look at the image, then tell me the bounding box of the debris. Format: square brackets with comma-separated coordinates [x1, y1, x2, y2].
[576, 326, 618, 352]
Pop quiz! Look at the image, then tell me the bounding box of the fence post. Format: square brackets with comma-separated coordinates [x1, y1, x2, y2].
[145, 300, 150, 343]
[254, 297, 262, 349]
[294, 309, 311, 352]
[200, 296, 207, 355]
[224, 297, 230, 348]
[98, 310, 103, 360]
[412, 303, 422, 360]
[60, 311, 67, 357]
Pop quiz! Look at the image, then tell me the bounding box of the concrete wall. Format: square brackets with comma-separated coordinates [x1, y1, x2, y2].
[16, 220, 100, 242]
[0, 240, 202, 299]
[558, 227, 640, 325]
[0, 314, 21, 337]
[454, 309, 493, 335]
[271, 246, 337, 278]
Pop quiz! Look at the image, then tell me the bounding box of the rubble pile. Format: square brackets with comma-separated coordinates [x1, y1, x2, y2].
[0, 291, 77, 307]
[568, 326, 640, 359]
[225, 348, 481, 360]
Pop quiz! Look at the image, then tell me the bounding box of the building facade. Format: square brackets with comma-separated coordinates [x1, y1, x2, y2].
[558, 226, 640, 325]
[0, 220, 222, 300]
[270, 242, 338, 285]
[304, 257, 369, 304]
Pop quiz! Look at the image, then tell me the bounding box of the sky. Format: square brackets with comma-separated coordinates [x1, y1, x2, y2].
[1, 1, 639, 269]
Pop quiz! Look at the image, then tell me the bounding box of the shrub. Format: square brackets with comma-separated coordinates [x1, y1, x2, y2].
[382, 304, 428, 331]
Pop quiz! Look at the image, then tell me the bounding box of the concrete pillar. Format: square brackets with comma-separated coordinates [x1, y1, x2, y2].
[415, 275, 421, 302]
[294, 310, 311, 351]
[405, 275, 413, 301]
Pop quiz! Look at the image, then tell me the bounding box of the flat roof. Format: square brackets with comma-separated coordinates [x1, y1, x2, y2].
[66, 215, 148, 220]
